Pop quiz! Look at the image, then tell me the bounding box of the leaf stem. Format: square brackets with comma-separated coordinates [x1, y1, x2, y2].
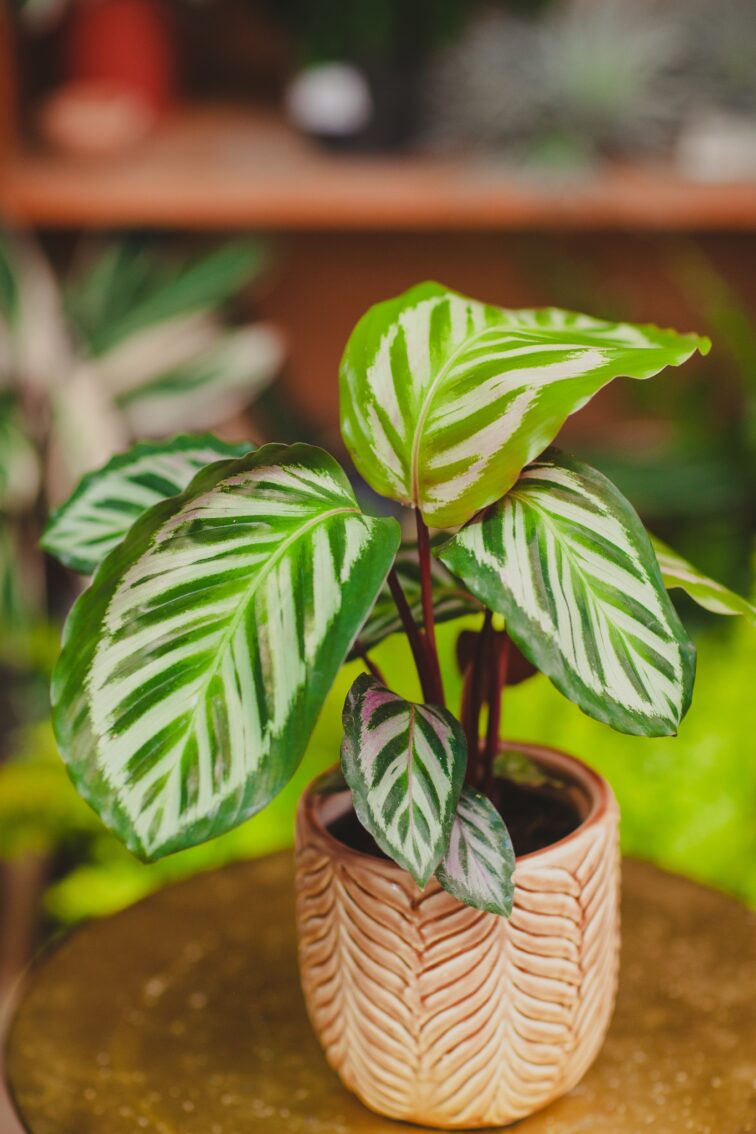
[415, 510, 445, 706]
[387, 567, 435, 701]
[463, 608, 492, 786]
[483, 632, 510, 795]
[354, 641, 387, 686]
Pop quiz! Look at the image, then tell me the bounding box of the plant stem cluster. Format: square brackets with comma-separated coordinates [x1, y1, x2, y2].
[382, 510, 509, 799]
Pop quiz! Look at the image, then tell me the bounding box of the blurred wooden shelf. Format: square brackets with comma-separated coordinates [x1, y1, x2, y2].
[3, 105, 756, 232]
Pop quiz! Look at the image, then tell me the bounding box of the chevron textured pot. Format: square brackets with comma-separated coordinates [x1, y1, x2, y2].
[295, 743, 620, 1129]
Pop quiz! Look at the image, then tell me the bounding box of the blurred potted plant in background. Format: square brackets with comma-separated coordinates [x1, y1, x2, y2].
[673, 0, 756, 181]
[425, 0, 686, 172]
[272, 0, 469, 150]
[42, 282, 753, 1127]
[19, 0, 178, 157]
[0, 232, 282, 988]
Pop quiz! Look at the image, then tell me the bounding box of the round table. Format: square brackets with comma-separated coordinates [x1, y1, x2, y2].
[5, 855, 755, 1134]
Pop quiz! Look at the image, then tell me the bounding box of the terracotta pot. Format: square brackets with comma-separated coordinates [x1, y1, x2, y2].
[295, 743, 620, 1129]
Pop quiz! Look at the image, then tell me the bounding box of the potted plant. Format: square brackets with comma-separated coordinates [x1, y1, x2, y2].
[271, 0, 468, 150]
[42, 282, 753, 1129]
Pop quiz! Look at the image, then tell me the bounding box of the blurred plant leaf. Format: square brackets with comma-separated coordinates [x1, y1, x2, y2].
[651, 535, 755, 623]
[67, 241, 267, 357]
[116, 325, 284, 436]
[91, 312, 224, 398]
[0, 524, 34, 629]
[50, 364, 131, 490]
[0, 395, 40, 513]
[0, 233, 71, 394]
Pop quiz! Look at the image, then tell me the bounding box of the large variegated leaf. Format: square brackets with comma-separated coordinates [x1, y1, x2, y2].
[438, 449, 696, 737]
[651, 536, 755, 623]
[435, 787, 515, 917]
[41, 435, 253, 574]
[51, 445, 400, 860]
[340, 281, 709, 528]
[340, 674, 466, 887]
[350, 543, 480, 656]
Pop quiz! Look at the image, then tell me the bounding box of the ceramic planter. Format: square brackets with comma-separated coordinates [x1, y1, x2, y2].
[295, 743, 620, 1129]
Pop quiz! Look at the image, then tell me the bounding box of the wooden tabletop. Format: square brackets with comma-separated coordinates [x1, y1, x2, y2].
[5, 854, 755, 1134]
[3, 105, 756, 232]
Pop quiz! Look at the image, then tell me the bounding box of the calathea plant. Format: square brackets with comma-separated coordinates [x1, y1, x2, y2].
[44, 282, 754, 918]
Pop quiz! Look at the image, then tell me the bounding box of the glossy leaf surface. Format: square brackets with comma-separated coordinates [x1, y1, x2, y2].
[52, 445, 400, 860]
[340, 281, 709, 527]
[341, 674, 466, 887]
[438, 450, 696, 737]
[435, 786, 515, 917]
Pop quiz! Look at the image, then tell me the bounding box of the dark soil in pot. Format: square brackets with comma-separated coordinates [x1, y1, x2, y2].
[327, 775, 582, 860]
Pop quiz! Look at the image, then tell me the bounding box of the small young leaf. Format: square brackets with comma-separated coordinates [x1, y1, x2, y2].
[340, 281, 710, 528]
[42, 435, 254, 574]
[340, 674, 467, 887]
[651, 535, 755, 624]
[435, 787, 515, 917]
[438, 449, 696, 738]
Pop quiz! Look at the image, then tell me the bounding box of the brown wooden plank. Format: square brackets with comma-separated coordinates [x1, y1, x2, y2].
[3, 105, 756, 231]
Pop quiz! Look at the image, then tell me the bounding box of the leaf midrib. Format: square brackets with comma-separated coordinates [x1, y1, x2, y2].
[406, 703, 416, 852]
[408, 318, 670, 508]
[409, 320, 499, 507]
[507, 487, 665, 657]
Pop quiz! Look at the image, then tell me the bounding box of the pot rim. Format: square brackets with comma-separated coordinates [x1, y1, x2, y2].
[301, 741, 615, 878]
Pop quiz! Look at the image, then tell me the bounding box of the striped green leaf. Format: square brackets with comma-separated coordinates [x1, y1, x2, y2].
[115, 325, 283, 437]
[351, 543, 480, 656]
[435, 787, 515, 917]
[438, 449, 696, 737]
[340, 281, 709, 528]
[66, 239, 266, 357]
[51, 444, 400, 860]
[340, 674, 467, 887]
[651, 536, 756, 623]
[41, 435, 253, 574]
